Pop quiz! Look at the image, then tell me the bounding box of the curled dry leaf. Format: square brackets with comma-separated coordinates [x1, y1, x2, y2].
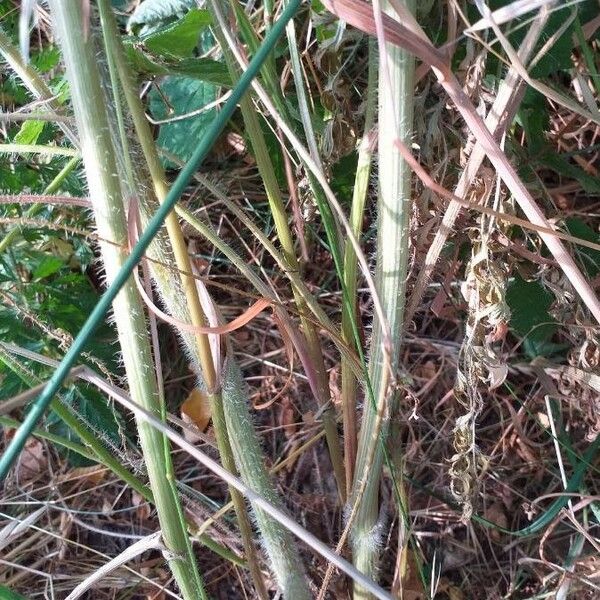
[181, 387, 212, 440]
[14, 436, 46, 484]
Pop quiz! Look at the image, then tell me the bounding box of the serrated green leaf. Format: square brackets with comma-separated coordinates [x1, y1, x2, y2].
[148, 76, 216, 166]
[141, 9, 211, 58]
[13, 119, 45, 145]
[125, 43, 231, 87]
[32, 255, 64, 279]
[30, 46, 60, 73]
[506, 274, 558, 357]
[129, 0, 195, 33]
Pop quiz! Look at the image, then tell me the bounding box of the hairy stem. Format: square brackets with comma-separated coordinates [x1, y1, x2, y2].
[96, 4, 268, 596]
[340, 40, 378, 496]
[351, 1, 415, 596]
[212, 0, 346, 503]
[47, 3, 205, 597]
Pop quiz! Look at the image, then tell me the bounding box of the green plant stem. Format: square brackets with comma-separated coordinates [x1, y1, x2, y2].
[215, 0, 346, 502]
[340, 40, 377, 497]
[0, 156, 80, 254]
[222, 358, 312, 600]
[174, 209, 311, 598]
[169, 164, 362, 372]
[351, 1, 416, 596]
[0, 414, 97, 463]
[0, 144, 78, 156]
[95, 5, 268, 596]
[45, 3, 206, 597]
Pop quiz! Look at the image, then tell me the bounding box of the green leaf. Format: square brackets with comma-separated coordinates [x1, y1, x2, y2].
[13, 119, 45, 145]
[47, 385, 122, 467]
[148, 76, 217, 166]
[564, 217, 600, 277]
[539, 153, 600, 195]
[32, 255, 64, 279]
[506, 274, 558, 357]
[174, 57, 231, 86]
[30, 46, 60, 73]
[141, 9, 211, 58]
[0, 586, 29, 600]
[129, 0, 195, 33]
[125, 43, 231, 87]
[516, 89, 549, 155]
[486, 1, 597, 78]
[330, 152, 358, 204]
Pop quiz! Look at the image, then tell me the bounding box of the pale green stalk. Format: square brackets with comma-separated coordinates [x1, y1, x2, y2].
[212, 0, 346, 501]
[0, 144, 78, 156]
[341, 41, 378, 496]
[351, 1, 416, 596]
[96, 4, 268, 595]
[172, 211, 311, 599]
[221, 358, 311, 600]
[47, 3, 205, 597]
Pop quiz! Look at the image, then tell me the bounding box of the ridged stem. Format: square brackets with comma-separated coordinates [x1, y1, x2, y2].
[340, 41, 378, 496]
[351, 1, 416, 597]
[96, 4, 268, 596]
[47, 3, 205, 597]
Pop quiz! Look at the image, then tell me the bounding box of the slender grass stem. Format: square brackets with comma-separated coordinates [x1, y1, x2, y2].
[351, 1, 416, 596]
[46, 3, 206, 597]
[0, 345, 151, 500]
[340, 40, 377, 496]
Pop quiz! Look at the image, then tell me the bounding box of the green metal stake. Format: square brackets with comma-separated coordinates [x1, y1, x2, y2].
[0, 0, 301, 480]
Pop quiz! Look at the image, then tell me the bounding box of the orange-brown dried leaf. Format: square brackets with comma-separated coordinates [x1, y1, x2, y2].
[15, 437, 46, 483]
[181, 388, 212, 433]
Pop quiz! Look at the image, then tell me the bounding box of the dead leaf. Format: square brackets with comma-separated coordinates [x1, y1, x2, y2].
[15, 436, 46, 483]
[393, 546, 427, 599]
[437, 579, 465, 600]
[483, 502, 508, 542]
[132, 490, 151, 521]
[328, 365, 341, 407]
[279, 396, 296, 438]
[181, 388, 212, 437]
[58, 465, 106, 488]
